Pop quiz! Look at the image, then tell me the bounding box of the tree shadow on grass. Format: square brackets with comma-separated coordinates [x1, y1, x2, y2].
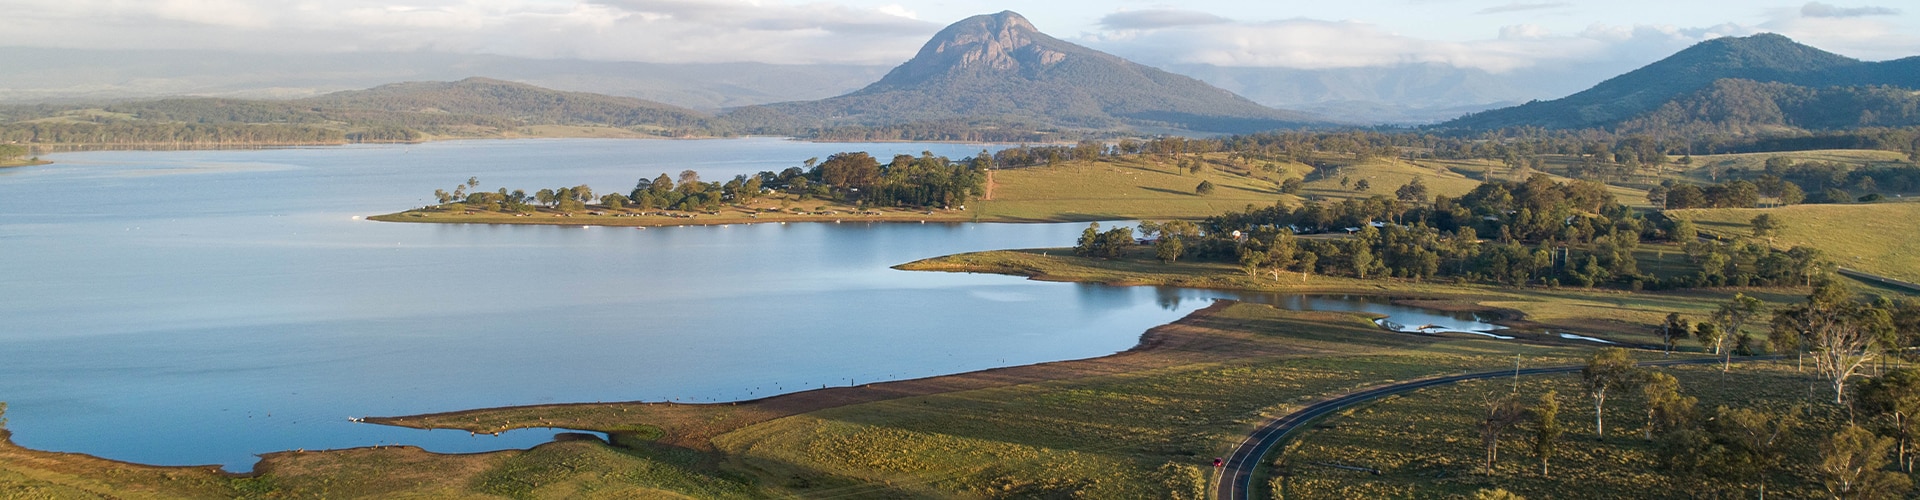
[1139, 186, 1198, 197]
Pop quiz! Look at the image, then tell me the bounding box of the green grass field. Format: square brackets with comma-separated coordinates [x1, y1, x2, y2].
[1670, 203, 1920, 282]
[976, 154, 1296, 221]
[1295, 157, 1485, 203]
[1276, 362, 1848, 499]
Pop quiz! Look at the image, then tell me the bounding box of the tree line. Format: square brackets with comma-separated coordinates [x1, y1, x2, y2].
[0, 122, 348, 146]
[1073, 174, 1827, 290]
[427, 151, 990, 214]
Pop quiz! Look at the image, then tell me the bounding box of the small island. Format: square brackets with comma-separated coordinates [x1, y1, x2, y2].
[0, 144, 47, 168]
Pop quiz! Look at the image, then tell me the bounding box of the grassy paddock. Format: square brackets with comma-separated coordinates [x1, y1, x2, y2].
[1671, 203, 1920, 283]
[1275, 362, 1852, 499]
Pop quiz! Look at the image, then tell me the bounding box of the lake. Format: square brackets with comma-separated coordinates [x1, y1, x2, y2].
[0, 138, 1499, 471]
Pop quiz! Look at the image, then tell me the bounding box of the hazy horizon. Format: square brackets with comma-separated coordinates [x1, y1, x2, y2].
[2, 1, 1914, 123]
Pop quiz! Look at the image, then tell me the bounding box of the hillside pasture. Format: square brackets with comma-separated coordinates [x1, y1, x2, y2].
[1670, 202, 1920, 283]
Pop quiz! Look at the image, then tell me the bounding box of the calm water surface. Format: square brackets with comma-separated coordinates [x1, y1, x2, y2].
[0, 138, 1497, 470]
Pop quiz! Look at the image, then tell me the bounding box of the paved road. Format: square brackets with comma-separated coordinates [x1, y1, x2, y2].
[1214, 356, 1771, 500]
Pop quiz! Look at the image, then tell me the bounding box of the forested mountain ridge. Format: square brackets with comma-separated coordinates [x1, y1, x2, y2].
[0, 77, 720, 145]
[1446, 33, 1920, 132]
[1615, 79, 1920, 136]
[297, 78, 714, 129]
[725, 11, 1324, 137]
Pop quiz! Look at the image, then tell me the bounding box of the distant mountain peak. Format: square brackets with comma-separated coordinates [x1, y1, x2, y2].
[869, 10, 1084, 89]
[928, 11, 1057, 70]
[1442, 32, 1910, 131]
[1667, 32, 1859, 74]
[726, 10, 1322, 135]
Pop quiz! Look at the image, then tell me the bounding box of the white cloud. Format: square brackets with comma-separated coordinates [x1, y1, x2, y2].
[1800, 2, 1900, 18]
[1085, 16, 1733, 73]
[1759, 15, 1919, 60]
[0, 0, 940, 64]
[1476, 2, 1571, 15]
[1098, 9, 1232, 30]
[876, 4, 918, 20]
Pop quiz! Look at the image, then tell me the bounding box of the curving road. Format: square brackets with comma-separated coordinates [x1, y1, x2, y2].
[1214, 356, 1773, 500]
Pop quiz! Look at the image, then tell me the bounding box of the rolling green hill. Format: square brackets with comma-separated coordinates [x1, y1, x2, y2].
[1669, 202, 1920, 282]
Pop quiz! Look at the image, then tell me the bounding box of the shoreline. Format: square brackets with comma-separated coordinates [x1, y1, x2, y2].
[22, 132, 1024, 156]
[365, 299, 1241, 437]
[366, 210, 990, 227]
[0, 299, 1246, 476]
[0, 159, 52, 168]
[887, 249, 1662, 345]
[366, 207, 1193, 229]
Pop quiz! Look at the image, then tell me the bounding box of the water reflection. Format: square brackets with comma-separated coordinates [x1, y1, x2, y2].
[1154, 286, 1187, 310]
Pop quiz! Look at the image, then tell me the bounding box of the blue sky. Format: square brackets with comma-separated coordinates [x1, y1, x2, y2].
[2, 0, 1913, 72]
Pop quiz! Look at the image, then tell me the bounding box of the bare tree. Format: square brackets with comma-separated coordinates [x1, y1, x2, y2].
[1479, 393, 1529, 475]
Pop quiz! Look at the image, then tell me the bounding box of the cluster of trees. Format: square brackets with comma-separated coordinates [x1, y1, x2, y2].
[1733, 127, 1920, 160]
[1477, 342, 1920, 499]
[1108, 174, 1826, 290]
[0, 144, 26, 160]
[1207, 175, 1631, 245]
[807, 119, 1062, 143]
[429, 151, 990, 214]
[625, 170, 742, 212]
[1653, 284, 1920, 405]
[1639, 159, 1920, 212]
[1073, 223, 1136, 259]
[1765, 156, 1920, 201]
[1645, 156, 1920, 209]
[1647, 179, 1767, 209]
[1673, 236, 1827, 288]
[810, 152, 989, 208]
